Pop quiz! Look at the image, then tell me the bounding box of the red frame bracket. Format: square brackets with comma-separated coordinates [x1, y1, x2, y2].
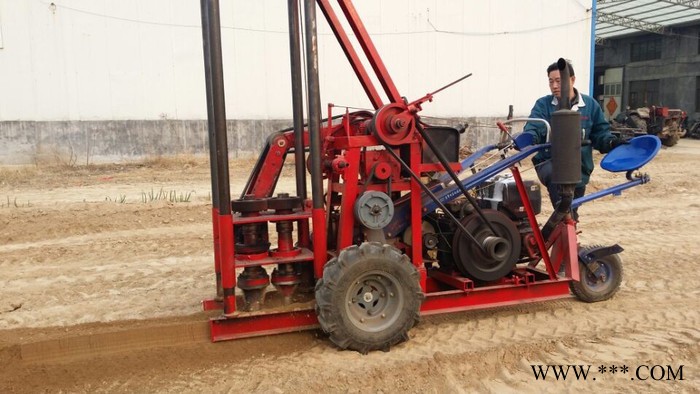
[210, 309, 318, 342]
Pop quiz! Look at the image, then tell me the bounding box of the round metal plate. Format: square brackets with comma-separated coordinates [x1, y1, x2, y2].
[354, 191, 394, 230]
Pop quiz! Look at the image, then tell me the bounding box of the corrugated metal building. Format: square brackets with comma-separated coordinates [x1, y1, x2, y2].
[593, 0, 700, 121]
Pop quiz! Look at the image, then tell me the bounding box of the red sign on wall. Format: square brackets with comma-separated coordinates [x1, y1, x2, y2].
[606, 96, 618, 115]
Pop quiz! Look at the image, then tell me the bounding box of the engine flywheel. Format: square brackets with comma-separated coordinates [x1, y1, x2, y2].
[451, 209, 521, 282]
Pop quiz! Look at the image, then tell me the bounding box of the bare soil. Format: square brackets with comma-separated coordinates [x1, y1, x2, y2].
[1, 141, 699, 393]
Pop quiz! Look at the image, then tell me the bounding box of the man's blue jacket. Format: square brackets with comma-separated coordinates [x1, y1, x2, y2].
[522, 90, 616, 185]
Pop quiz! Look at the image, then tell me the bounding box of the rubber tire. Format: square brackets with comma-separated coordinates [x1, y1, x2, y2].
[628, 114, 647, 133]
[690, 122, 700, 139]
[315, 242, 423, 354]
[661, 132, 679, 147]
[570, 245, 623, 303]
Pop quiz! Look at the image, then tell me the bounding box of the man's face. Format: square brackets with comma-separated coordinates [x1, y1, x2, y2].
[548, 70, 576, 99]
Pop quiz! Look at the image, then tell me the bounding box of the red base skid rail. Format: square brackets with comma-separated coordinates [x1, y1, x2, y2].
[420, 276, 571, 316]
[203, 274, 572, 342]
[209, 310, 319, 342]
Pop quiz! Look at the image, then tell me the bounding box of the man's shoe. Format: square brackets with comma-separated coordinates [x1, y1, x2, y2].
[557, 264, 567, 278]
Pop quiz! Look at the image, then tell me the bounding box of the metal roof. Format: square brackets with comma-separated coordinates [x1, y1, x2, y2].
[595, 0, 700, 42]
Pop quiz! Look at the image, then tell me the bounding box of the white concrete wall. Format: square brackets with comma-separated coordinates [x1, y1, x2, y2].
[0, 0, 593, 121]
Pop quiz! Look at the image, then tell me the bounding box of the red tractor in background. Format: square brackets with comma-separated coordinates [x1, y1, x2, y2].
[611, 106, 688, 147]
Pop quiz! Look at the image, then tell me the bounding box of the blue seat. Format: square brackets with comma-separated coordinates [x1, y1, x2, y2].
[600, 135, 661, 172]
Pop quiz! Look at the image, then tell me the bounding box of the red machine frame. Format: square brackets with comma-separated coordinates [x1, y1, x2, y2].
[200, 0, 580, 342]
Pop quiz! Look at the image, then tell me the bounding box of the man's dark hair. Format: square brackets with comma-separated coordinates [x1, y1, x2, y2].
[547, 60, 575, 77]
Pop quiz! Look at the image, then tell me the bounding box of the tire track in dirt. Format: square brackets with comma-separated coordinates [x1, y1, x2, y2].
[0, 234, 211, 269]
[5, 289, 692, 392]
[0, 221, 209, 253]
[0, 254, 214, 329]
[0, 219, 218, 329]
[0, 201, 214, 242]
[488, 312, 700, 392]
[136, 297, 697, 393]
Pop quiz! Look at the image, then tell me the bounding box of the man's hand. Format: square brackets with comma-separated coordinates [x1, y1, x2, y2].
[609, 136, 631, 150]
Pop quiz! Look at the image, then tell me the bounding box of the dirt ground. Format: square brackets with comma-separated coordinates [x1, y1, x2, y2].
[1, 139, 699, 393]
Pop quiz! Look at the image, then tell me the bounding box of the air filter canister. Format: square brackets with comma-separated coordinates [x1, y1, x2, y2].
[550, 109, 582, 185]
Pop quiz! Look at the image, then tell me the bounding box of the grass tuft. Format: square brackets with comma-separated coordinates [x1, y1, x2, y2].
[105, 194, 127, 203]
[1, 196, 32, 208]
[141, 188, 194, 203]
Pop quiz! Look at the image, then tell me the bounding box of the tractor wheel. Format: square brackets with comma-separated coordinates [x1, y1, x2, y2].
[628, 114, 647, 133]
[661, 132, 680, 147]
[315, 242, 423, 353]
[570, 245, 623, 303]
[690, 122, 700, 139]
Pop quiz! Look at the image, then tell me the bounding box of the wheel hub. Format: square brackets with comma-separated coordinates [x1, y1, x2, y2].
[345, 271, 403, 331]
[362, 291, 374, 303]
[584, 262, 609, 287]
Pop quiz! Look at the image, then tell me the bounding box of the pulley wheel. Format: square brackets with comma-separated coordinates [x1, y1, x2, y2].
[367, 103, 415, 146]
[354, 191, 394, 230]
[451, 209, 521, 282]
[371, 162, 393, 181]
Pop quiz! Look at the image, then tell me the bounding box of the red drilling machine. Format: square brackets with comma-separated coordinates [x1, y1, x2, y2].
[199, 0, 660, 353]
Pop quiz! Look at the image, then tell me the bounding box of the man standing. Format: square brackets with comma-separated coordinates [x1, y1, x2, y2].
[519, 60, 626, 221]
